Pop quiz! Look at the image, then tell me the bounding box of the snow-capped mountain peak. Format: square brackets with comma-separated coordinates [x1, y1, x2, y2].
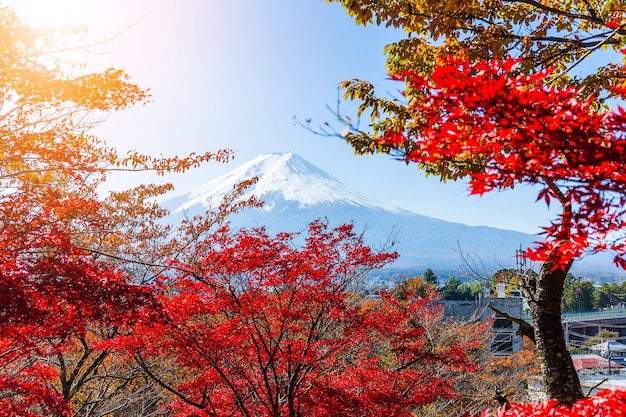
[158, 152, 616, 275]
[164, 152, 404, 214]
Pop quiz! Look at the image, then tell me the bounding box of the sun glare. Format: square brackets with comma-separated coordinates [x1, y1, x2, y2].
[1, 0, 135, 35]
[3, 0, 94, 28]
[2, 0, 145, 76]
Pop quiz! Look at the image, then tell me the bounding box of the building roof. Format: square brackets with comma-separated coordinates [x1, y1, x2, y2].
[572, 354, 623, 371]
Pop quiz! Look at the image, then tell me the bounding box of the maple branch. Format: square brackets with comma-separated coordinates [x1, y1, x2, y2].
[0, 163, 216, 182]
[39, 21, 144, 59]
[541, 176, 568, 207]
[503, 0, 604, 25]
[460, 28, 620, 48]
[487, 305, 535, 344]
[585, 377, 608, 397]
[293, 86, 361, 138]
[80, 247, 195, 283]
[183, 335, 254, 416]
[69, 349, 109, 399]
[0, 167, 99, 180]
[57, 353, 69, 398]
[64, 337, 93, 395]
[134, 353, 209, 411]
[580, 0, 599, 21]
[541, 175, 575, 243]
[550, 26, 624, 83]
[534, 34, 616, 48]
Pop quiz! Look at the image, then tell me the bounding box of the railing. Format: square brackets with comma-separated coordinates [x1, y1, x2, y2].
[562, 310, 626, 323]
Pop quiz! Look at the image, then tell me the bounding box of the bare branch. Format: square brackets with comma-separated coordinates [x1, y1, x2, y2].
[502, 0, 603, 25]
[488, 304, 535, 344]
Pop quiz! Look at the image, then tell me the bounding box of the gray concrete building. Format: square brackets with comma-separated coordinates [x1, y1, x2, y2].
[432, 296, 525, 355]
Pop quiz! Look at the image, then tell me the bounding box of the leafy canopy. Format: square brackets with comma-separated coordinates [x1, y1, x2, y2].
[481, 389, 626, 417]
[346, 55, 626, 270]
[326, 0, 626, 183]
[323, 0, 626, 406]
[0, 6, 237, 415]
[328, 0, 626, 98]
[119, 220, 485, 417]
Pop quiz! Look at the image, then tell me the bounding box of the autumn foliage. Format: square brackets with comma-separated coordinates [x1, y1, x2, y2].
[351, 55, 626, 270]
[341, 52, 626, 403]
[327, 0, 626, 409]
[0, 5, 485, 415]
[328, 0, 626, 101]
[8, 0, 626, 414]
[112, 220, 485, 417]
[0, 6, 233, 415]
[480, 389, 626, 417]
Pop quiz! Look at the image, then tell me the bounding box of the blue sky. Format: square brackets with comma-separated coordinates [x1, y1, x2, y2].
[5, 0, 586, 234]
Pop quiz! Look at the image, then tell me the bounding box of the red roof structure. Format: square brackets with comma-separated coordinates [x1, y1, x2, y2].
[572, 354, 623, 371]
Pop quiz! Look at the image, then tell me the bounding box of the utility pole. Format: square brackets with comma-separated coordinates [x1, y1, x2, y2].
[606, 341, 611, 378]
[516, 244, 527, 273]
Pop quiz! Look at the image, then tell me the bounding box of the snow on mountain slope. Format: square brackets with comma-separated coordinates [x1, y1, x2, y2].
[159, 152, 617, 275]
[163, 152, 406, 215]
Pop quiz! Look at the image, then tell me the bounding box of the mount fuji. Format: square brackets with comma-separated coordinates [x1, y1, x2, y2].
[160, 152, 617, 277]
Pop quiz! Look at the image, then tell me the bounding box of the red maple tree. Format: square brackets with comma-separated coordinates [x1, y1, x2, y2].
[382, 56, 626, 269]
[0, 6, 236, 415]
[118, 220, 485, 417]
[342, 54, 626, 403]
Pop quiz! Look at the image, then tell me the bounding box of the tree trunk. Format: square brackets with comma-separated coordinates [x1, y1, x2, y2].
[524, 261, 583, 404]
